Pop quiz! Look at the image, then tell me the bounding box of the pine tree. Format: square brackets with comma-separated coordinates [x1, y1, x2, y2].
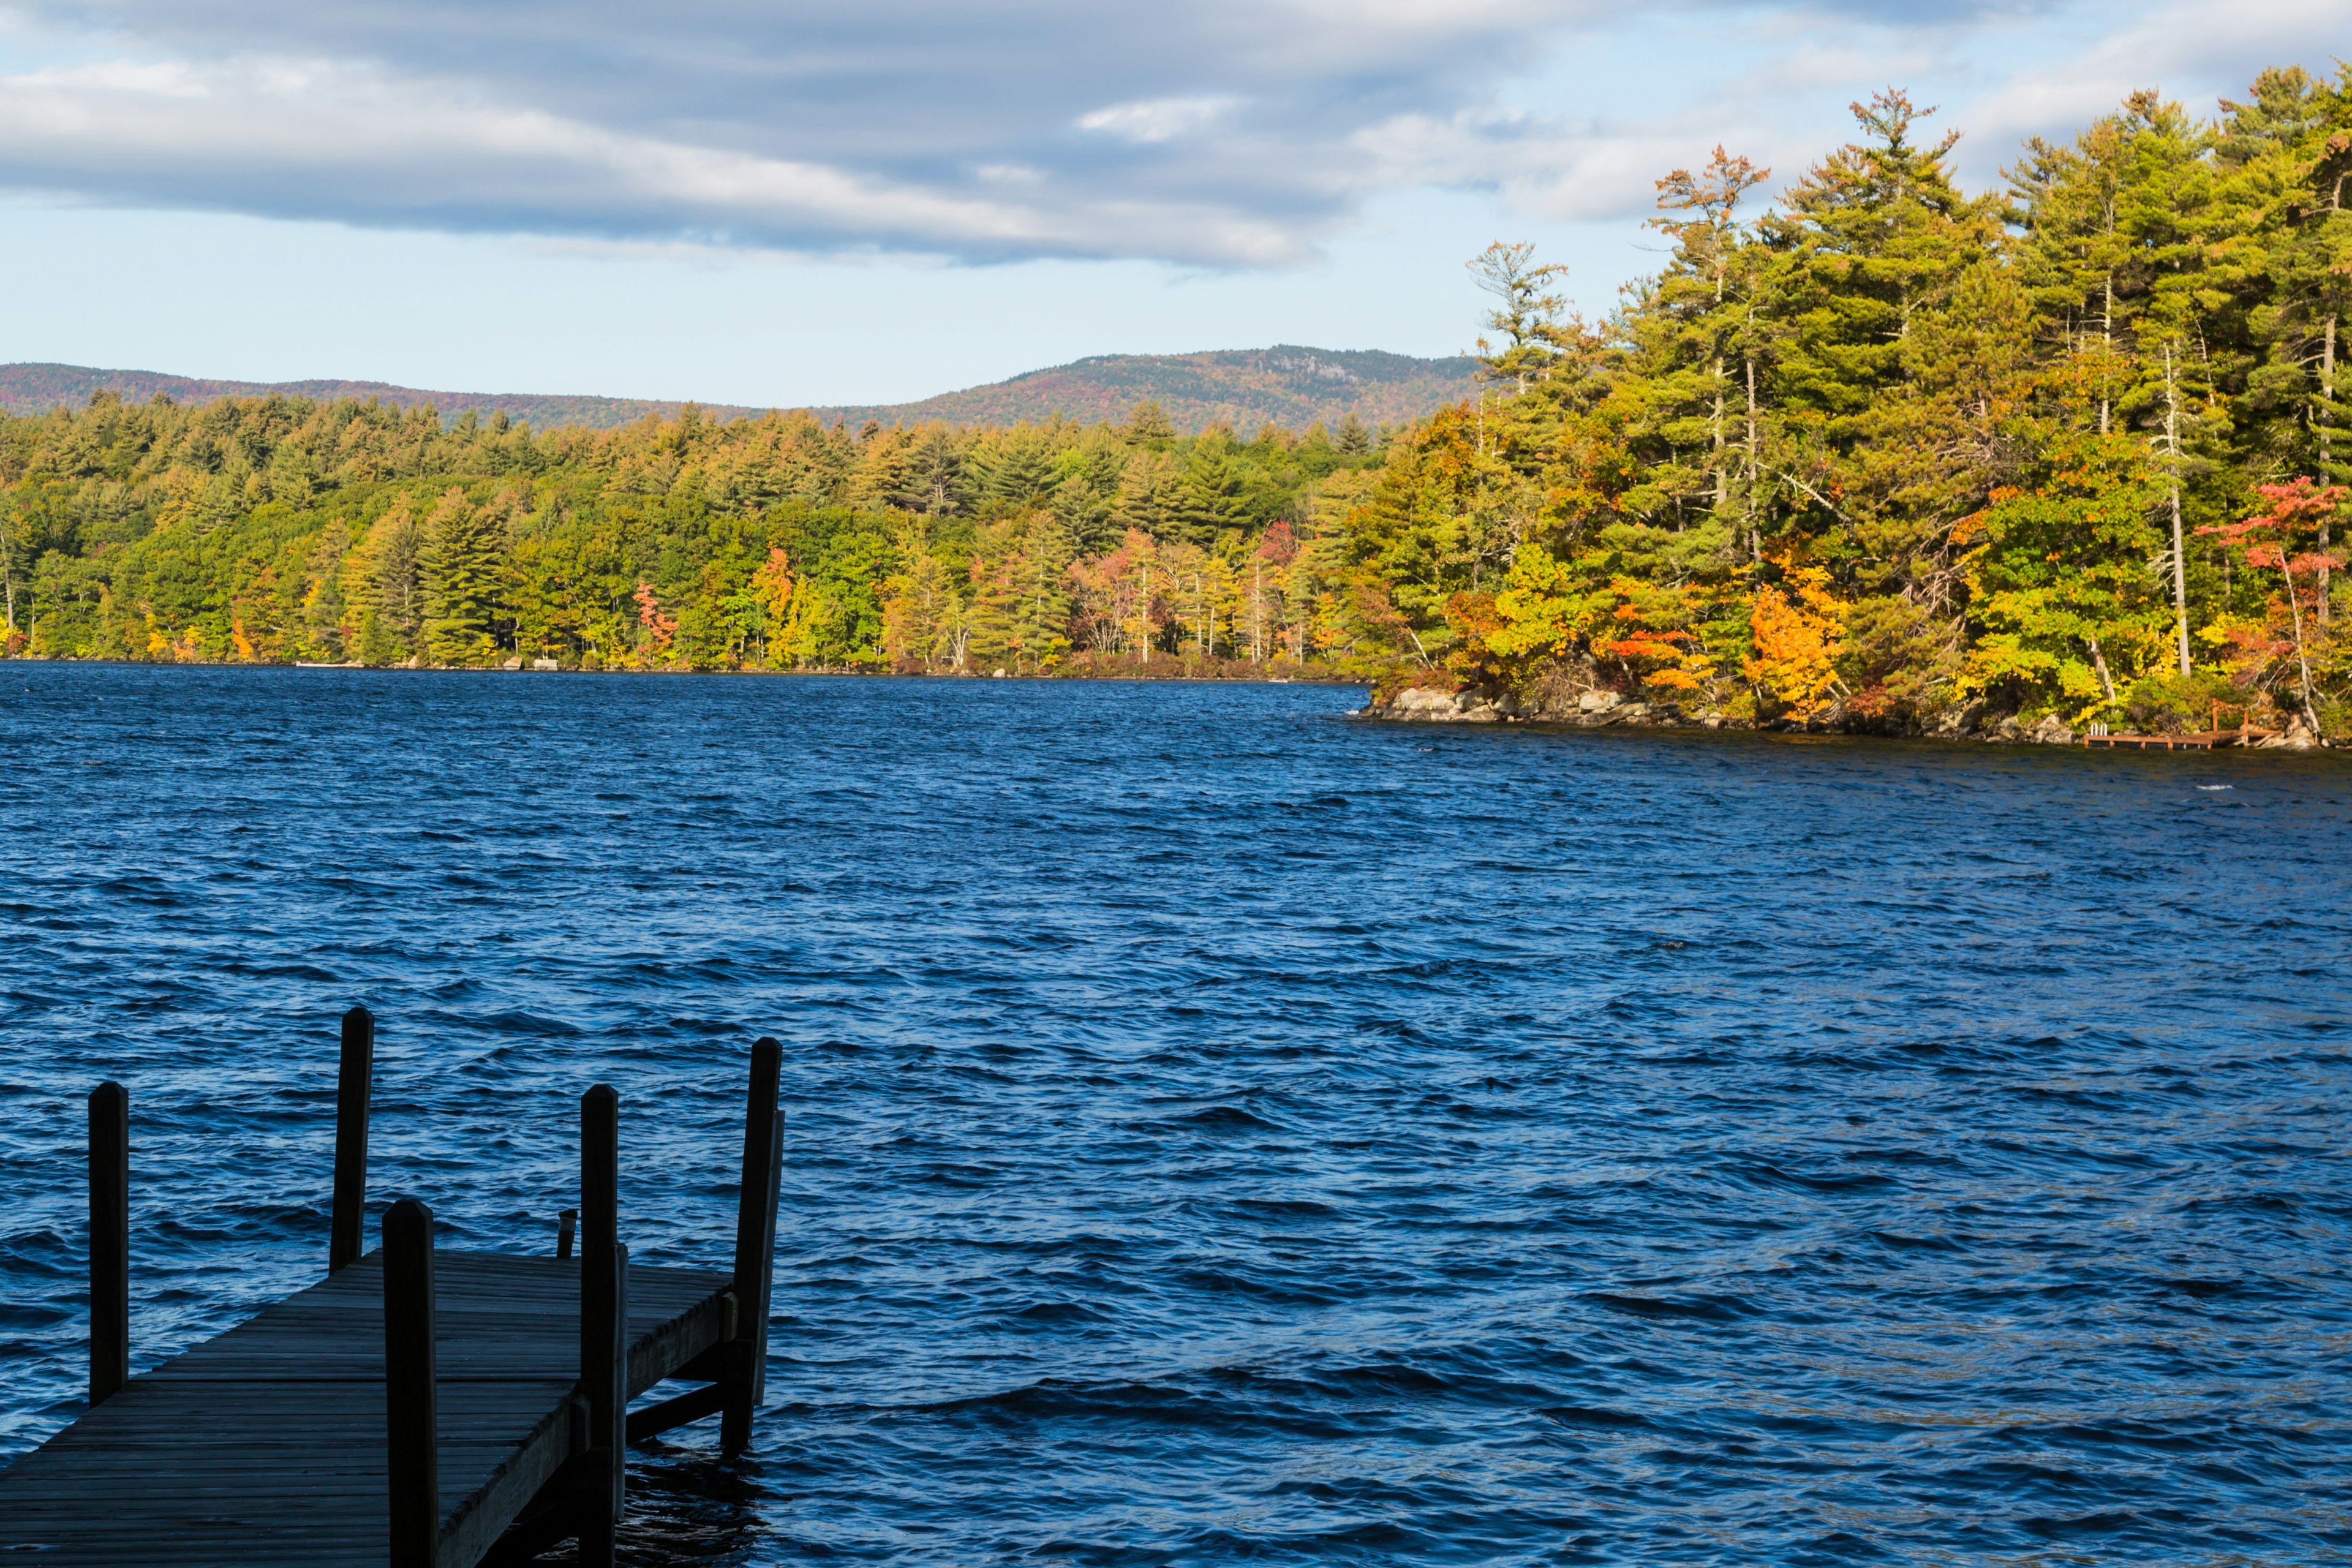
[1122, 401, 1176, 448]
[1761, 88, 2011, 651]
[1174, 429, 1253, 544]
[420, 487, 503, 665]
[1009, 510, 1075, 671]
[1048, 429, 1128, 555]
[895, 425, 969, 515]
[979, 428, 1057, 510]
[1766, 92, 2005, 445]
[848, 427, 916, 508]
[367, 496, 424, 655]
[1114, 450, 1182, 540]
[1626, 146, 1773, 547]
[1466, 241, 1570, 394]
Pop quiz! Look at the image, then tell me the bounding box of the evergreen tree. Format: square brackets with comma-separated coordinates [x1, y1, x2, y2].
[896, 425, 970, 515]
[1626, 146, 1773, 546]
[979, 428, 1057, 509]
[368, 496, 425, 655]
[1174, 429, 1253, 544]
[420, 486, 503, 665]
[1466, 241, 1570, 394]
[1009, 510, 1075, 670]
[1114, 450, 1182, 540]
[1122, 401, 1176, 448]
[1049, 429, 1127, 555]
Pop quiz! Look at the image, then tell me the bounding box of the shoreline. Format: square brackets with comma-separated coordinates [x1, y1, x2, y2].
[12, 658, 2333, 750]
[1357, 684, 2334, 751]
[2, 655, 1362, 688]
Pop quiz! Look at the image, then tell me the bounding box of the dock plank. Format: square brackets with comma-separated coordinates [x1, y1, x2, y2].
[0, 1251, 734, 1567]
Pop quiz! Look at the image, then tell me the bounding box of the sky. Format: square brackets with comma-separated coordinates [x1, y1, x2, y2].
[0, 0, 2345, 407]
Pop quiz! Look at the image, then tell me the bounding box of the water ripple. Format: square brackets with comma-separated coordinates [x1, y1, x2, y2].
[1, 665, 2349, 1564]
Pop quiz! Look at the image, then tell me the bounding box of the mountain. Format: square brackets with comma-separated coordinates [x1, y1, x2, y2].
[0, 363, 754, 431]
[0, 346, 1480, 435]
[803, 347, 1482, 432]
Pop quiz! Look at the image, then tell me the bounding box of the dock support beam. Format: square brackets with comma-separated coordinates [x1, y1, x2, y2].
[722, 1038, 784, 1457]
[384, 1198, 440, 1568]
[331, 1006, 374, 1273]
[88, 1081, 128, 1408]
[579, 1085, 624, 1567]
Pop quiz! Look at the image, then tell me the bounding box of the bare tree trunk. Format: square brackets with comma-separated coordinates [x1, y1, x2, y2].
[1713, 249, 1730, 515]
[2086, 635, 2117, 706]
[1251, 560, 1263, 663]
[2164, 344, 2191, 676]
[2281, 556, 2321, 731]
[1744, 353, 1761, 562]
[2322, 312, 2336, 625]
[1712, 360, 1727, 513]
[2324, 173, 2346, 624]
[2100, 270, 2114, 437]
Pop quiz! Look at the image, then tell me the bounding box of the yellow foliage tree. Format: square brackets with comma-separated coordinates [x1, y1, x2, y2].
[1487, 545, 1719, 693]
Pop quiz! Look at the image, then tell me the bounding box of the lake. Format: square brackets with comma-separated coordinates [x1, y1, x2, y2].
[2, 664, 2348, 1565]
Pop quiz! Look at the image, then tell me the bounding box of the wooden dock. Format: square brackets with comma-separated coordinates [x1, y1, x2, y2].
[2081, 703, 2282, 752]
[0, 1009, 786, 1567]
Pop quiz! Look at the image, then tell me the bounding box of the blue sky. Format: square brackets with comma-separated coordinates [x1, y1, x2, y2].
[0, 0, 2343, 407]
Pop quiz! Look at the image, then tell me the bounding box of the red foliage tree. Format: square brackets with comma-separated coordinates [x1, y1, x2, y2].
[2198, 479, 2346, 731]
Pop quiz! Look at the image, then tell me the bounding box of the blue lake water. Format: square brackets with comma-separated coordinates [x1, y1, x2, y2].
[2, 663, 2349, 1565]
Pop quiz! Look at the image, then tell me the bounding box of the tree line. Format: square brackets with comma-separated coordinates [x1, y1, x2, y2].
[0, 393, 1387, 676]
[4, 62, 2349, 736]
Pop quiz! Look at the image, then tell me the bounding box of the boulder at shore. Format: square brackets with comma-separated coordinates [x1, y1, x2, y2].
[1359, 685, 2087, 745]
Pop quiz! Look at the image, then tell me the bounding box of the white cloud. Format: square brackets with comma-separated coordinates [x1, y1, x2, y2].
[1077, 96, 1240, 144]
[0, 53, 1306, 262]
[0, 0, 2340, 267]
[1962, 0, 2352, 160]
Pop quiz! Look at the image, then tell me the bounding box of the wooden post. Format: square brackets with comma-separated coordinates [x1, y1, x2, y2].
[557, 1208, 578, 1261]
[331, 1006, 374, 1274]
[88, 1081, 128, 1408]
[384, 1198, 440, 1568]
[722, 1038, 784, 1457]
[579, 1085, 624, 1565]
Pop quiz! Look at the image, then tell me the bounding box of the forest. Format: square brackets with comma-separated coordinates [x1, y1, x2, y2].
[4, 62, 2350, 739]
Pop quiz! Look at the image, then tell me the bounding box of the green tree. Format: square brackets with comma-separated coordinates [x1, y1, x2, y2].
[420, 487, 504, 664]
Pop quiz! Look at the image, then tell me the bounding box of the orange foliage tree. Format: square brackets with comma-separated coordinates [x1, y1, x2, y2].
[2198, 479, 2345, 730]
[1744, 550, 1848, 718]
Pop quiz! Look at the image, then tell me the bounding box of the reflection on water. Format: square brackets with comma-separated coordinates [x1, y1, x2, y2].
[3, 664, 2350, 1565]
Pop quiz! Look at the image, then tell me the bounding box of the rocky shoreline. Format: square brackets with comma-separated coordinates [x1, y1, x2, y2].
[1359, 685, 2327, 749]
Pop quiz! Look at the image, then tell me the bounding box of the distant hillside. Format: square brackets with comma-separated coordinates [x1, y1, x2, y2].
[0, 363, 756, 431]
[0, 347, 1479, 435]
[804, 347, 1482, 432]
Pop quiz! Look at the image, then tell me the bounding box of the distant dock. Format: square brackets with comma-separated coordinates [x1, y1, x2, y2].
[0, 1009, 785, 1567]
[2082, 704, 2282, 752]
